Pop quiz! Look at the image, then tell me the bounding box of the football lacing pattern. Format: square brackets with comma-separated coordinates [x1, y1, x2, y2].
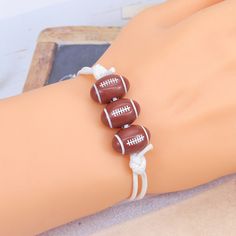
[99, 78, 119, 88]
[126, 135, 145, 146]
[111, 105, 131, 117]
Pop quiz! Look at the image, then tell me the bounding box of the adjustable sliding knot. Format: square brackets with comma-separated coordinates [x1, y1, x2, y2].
[129, 144, 153, 175]
[77, 64, 116, 80]
[128, 144, 153, 201]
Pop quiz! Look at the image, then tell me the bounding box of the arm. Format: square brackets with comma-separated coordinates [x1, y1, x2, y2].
[0, 77, 132, 235]
[1, 0, 235, 235]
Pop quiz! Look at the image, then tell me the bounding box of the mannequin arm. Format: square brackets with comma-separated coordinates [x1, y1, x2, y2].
[1, 0, 236, 235]
[0, 77, 133, 235]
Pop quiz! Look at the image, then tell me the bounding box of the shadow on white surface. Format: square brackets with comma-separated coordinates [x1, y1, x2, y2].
[40, 173, 236, 236]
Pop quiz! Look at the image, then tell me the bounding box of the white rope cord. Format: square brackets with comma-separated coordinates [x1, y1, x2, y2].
[129, 143, 153, 201]
[77, 64, 116, 80]
[78, 64, 153, 201]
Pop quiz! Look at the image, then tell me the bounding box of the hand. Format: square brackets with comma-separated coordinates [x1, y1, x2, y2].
[97, 0, 236, 193]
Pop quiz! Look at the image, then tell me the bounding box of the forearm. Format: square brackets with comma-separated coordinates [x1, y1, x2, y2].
[0, 77, 132, 235]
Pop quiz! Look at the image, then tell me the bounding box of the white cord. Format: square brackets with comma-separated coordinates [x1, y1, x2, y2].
[78, 64, 153, 201]
[59, 64, 115, 81]
[129, 144, 153, 201]
[77, 64, 116, 80]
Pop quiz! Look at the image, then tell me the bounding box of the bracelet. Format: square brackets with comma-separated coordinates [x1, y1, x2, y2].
[77, 64, 153, 201]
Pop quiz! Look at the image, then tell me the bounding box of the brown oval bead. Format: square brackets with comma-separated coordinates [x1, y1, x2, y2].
[112, 125, 151, 155]
[101, 98, 140, 128]
[90, 74, 130, 104]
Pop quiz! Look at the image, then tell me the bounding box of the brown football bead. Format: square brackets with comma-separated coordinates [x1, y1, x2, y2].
[101, 98, 140, 128]
[90, 74, 130, 104]
[112, 125, 151, 155]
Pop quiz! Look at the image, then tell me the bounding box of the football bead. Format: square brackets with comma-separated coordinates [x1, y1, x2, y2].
[112, 125, 151, 155]
[90, 74, 130, 104]
[101, 98, 140, 128]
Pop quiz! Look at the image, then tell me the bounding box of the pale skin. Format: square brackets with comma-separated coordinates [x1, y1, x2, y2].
[0, 0, 236, 235]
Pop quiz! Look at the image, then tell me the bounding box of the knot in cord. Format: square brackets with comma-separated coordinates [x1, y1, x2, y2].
[129, 144, 153, 175]
[77, 64, 116, 80]
[129, 153, 146, 175]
